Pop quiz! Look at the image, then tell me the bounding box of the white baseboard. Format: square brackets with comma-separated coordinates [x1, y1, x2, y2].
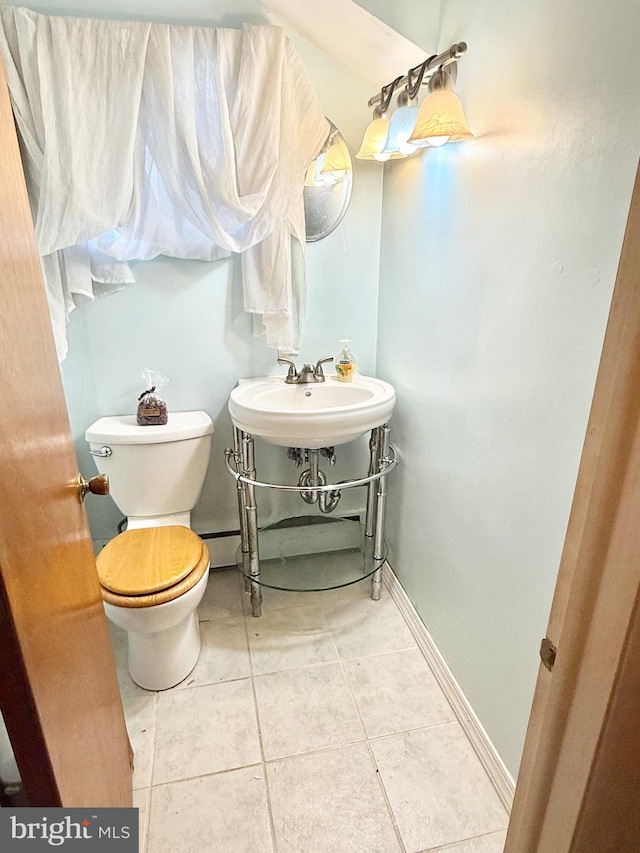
[382, 562, 515, 813]
[206, 534, 240, 569]
[91, 538, 111, 555]
[205, 518, 364, 570]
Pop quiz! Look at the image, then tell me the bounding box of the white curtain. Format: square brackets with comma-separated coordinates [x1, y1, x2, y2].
[0, 6, 329, 359]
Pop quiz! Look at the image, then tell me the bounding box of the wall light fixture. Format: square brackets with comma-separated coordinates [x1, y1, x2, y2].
[379, 58, 433, 158]
[359, 42, 471, 162]
[408, 66, 473, 148]
[356, 76, 406, 161]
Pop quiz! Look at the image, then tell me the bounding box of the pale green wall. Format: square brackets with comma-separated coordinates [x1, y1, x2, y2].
[8, 1, 383, 542]
[355, 0, 439, 51]
[374, 0, 640, 775]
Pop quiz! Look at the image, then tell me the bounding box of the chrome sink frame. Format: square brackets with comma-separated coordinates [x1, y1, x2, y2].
[224, 425, 397, 617]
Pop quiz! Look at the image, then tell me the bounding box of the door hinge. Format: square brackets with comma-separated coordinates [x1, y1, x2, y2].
[540, 637, 557, 672]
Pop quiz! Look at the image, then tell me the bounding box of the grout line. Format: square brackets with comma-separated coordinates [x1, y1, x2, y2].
[264, 741, 386, 794]
[251, 658, 343, 681]
[265, 737, 367, 765]
[137, 787, 152, 853]
[262, 736, 371, 766]
[335, 657, 369, 740]
[169, 673, 252, 692]
[240, 570, 279, 853]
[419, 828, 508, 852]
[364, 741, 408, 853]
[144, 689, 157, 790]
[149, 761, 266, 789]
[336, 642, 407, 853]
[333, 645, 427, 664]
[367, 720, 458, 743]
[335, 641, 418, 663]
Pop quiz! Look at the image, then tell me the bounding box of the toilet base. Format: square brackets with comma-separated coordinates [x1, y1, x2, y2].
[128, 611, 201, 691]
[104, 566, 209, 692]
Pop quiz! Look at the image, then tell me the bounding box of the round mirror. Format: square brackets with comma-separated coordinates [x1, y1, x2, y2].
[304, 120, 353, 242]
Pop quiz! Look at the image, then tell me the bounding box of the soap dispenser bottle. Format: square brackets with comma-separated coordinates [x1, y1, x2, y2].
[335, 339, 356, 382]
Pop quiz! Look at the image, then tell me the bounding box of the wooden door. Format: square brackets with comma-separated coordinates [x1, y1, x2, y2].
[0, 59, 132, 806]
[505, 160, 640, 851]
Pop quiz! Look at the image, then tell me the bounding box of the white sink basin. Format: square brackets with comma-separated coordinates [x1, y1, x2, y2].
[228, 374, 396, 448]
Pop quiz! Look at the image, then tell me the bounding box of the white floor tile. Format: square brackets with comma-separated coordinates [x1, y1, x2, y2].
[152, 679, 261, 785]
[325, 592, 417, 660]
[247, 603, 339, 675]
[343, 648, 456, 737]
[420, 830, 507, 852]
[133, 787, 150, 853]
[267, 743, 402, 853]
[148, 766, 273, 853]
[124, 690, 157, 791]
[198, 568, 245, 620]
[254, 663, 365, 760]
[173, 616, 250, 689]
[371, 724, 508, 853]
[118, 574, 512, 853]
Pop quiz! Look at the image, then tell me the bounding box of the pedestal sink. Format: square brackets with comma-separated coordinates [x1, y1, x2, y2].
[228, 374, 396, 448]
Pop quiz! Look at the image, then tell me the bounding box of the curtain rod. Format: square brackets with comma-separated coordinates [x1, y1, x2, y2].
[367, 41, 467, 108]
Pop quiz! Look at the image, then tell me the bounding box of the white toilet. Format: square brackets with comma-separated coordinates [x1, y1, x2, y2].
[86, 411, 214, 690]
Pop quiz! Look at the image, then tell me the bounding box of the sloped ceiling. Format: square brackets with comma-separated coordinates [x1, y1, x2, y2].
[259, 0, 429, 94]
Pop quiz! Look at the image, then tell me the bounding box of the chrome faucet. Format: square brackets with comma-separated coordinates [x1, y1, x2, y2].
[278, 356, 334, 384]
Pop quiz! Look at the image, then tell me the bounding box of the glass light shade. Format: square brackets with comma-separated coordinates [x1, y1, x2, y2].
[356, 117, 404, 161]
[407, 89, 473, 148]
[381, 106, 420, 156]
[320, 141, 351, 176]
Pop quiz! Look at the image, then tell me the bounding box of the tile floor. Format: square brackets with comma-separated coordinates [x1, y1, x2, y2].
[110, 568, 509, 853]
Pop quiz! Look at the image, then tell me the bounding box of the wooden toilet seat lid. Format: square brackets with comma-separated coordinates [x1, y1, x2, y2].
[97, 526, 204, 595]
[100, 543, 210, 609]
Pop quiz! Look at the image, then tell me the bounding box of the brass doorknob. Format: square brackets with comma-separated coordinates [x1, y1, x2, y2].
[75, 472, 110, 504]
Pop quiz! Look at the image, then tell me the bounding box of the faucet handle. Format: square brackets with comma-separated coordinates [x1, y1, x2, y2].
[314, 356, 334, 380]
[278, 357, 298, 382]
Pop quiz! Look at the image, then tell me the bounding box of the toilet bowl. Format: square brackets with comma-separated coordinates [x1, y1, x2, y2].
[86, 411, 214, 690]
[97, 526, 210, 690]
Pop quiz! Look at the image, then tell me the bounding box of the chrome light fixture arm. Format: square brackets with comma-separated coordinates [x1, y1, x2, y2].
[367, 42, 467, 108]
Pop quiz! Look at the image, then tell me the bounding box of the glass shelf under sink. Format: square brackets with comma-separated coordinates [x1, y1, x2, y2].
[236, 516, 388, 592]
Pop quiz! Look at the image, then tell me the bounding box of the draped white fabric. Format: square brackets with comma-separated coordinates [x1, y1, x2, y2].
[0, 7, 329, 359]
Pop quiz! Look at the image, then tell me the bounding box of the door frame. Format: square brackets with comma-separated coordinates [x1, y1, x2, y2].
[506, 159, 640, 851]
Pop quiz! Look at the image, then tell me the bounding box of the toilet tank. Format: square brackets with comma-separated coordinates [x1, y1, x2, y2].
[85, 411, 214, 519]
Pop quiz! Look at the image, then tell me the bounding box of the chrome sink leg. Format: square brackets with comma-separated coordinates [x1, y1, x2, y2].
[371, 425, 391, 601]
[234, 428, 251, 593]
[365, 427, 383, 539]
[241, 432, 262, 617]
